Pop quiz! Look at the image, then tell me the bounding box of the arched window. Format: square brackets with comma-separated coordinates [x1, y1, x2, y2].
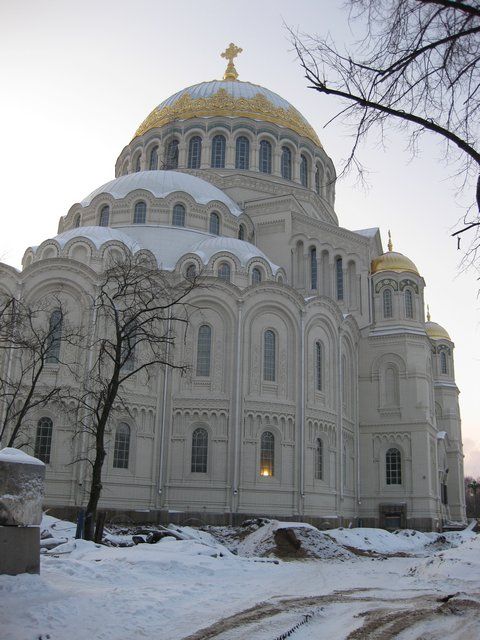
[300, 154, 309, 187]
[315, 438, 323, 480]
[263, 329, 276, 382]
[315, 341, 323, 391]
[385, 366, 398, 406]
[342, 442, 347, 488]
[74, 213, 81, 228]
[315, 164, 321, 194]
[235, 136, 250, 169]
[34, 417, 53, 463]
[187, 136, 202, 169]
[211, 135, 226, 168]
[99, 205, 110, 227]
[46, 309, 63, 363]
[149, 145, 158, 170]
[252, 267, 262, 285]
[172, 203, 185, 227]
[133, 201, 146, 224]
[186, 264, 196, 281]
[386, 447, 402, 485]
[218, 262, 231, 282]
[440, 351, 448, 375]
[404, 289, 413, 319]
[196, 325, 211, 377]
[342, 354, 347, 408]
[260, 431, 274, 476]
[134, 154, 141, 172]
[259, 140, 272, 174]
[238, 224, 245, 240]
[209, 212, 220, 235]
[113, 423, 130, 469]
[336, 257, 344, 301]
[191, 427, 208, 473]
[310, 247, 317, 290]
[165, 139, 179, 169]
[281, 146, 292, 180]
[383, 289, 393, 318]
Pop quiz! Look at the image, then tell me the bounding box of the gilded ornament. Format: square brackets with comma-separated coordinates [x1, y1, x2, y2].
[221, 43, 243, 81]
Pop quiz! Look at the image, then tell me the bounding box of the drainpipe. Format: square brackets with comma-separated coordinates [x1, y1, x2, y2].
[299, 309, 305, 517]
[232, 301, 243, 513]
[157, 313, 172, 501]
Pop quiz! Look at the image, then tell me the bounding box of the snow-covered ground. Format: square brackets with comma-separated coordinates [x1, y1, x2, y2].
[1, 516, 479, 640]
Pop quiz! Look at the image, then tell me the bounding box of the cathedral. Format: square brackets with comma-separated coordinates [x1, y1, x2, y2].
[0, 45, 465, 530]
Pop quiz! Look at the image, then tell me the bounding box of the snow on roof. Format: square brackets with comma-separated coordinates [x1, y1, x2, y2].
[47, 226, 143, 254]
[80, 171, 242, 216]
[0, 447, 45, 466]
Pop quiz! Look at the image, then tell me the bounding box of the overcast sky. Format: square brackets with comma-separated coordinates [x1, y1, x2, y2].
[1, 0, 478, 475]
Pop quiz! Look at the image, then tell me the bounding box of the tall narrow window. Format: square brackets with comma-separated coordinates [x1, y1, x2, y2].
[74, 213, 81, 228]
[281, 146, 292, 180]
[385, 366, 398, 406]
[260, 431, 274, 476]
[211, 135, 226, 168]
[252, 267, 262, 285]
[218, 262, 231, 282]
[113, 423, 130, 469]
[263, 329, 276, 382]
[342, 354, 347, 408]
[188, 136, 202, 168]
[46, 309, 62, 364]
[165, 139, 179, 169]
[191, 427, 208, 473]
[336, 257, 344, 301]
[135, 155, 141, 172]
[342, 442, 347, 488]
[196, 325, 211, 377]
[310, 247, 317, 290]
[315, 164, 321, 194]
[238, 224, 245, 240]
[315, 341, 323, 391]
[172, 203, 185, 227]
[383, 289, 393, 318]
[34, 417, 53, 463]
[99, 205, 110, 227]
[300, 154, 308, 187]
[386, 448, 402, 485]
[440, 351, 448, 375]
[404, 289, 413, 319]
[149, 145, 158, 170]
[315, 438, 323, 480]
[259, 140, 272, 174]
[133, 201, 146, 224]
[235, 136, 250, 169]
[209, 212, 220, 235]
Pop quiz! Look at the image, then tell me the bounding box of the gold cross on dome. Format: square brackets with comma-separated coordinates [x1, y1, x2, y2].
[221, 43, 243, 80]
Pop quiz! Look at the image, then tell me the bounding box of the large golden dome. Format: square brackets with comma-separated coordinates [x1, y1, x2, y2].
[371, 233, 419, 275]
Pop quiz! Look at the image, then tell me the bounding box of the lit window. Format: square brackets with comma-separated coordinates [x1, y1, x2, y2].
[211, 135, 226, 168]
[336, 257, 344, 301]
[133, 201, 146, 224]
[315, 341, 323, 391]
[46, 309, 62, 364]
[252, 267, 262, 285]
[405, 289, 413, 318]
[260, 431, 274, 477]
[165, 139, 179, 169]
[263, 330, 276, 382]
[281, 146, 292, 180]
[113, 423, 130, 469]
[315, 438, 323, 480]
[386, 448, 402, 485]
[188, 136, 202, 169]
[149, 146, 158, 170]
[300, 154, 308, 187]
[218, 262, 231, 282]
[99, 205, 109, 227]
[34, 417, 53, 464]
[209, 212, 220, 235]
[310, 247, 317, 290]
[383, 289, 393, 318]
[196, 325, 211, 377]
[191, 427, 208, 473]
[172, 203, 186, 227]
[235, 136, 250, 169]
[259, 140, 272, 174]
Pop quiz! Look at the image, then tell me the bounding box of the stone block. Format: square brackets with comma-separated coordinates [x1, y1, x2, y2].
[0, 448, 45, 526]
[0, 525, 40, 575]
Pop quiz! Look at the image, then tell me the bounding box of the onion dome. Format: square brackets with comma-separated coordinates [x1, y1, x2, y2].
[425, 306, 451, 341]
[371, 231, 419, 275]
[134, 44, 321, 146]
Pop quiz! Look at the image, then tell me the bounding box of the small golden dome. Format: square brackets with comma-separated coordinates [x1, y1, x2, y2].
[425, 321, 451, 341]
[371, 231, 419, 275]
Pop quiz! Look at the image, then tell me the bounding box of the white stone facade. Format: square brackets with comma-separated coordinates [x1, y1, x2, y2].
[0, 77, 465, 529]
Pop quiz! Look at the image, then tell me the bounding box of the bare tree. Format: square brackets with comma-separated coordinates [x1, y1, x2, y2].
[291, 0, 480, 260]
[75, 255, 201, 541]
[0, 295, 81, 448]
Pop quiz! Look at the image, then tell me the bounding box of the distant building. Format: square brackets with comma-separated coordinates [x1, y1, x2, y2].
[0, 46, 465, 529]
